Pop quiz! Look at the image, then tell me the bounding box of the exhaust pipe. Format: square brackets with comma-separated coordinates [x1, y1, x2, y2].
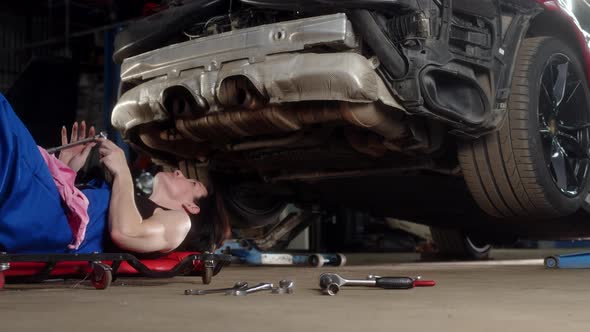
[175, 101, 407, 142]
[340, 102, 407, 140]
[348, 10, 408, 79]
[218, 76, 267, 110]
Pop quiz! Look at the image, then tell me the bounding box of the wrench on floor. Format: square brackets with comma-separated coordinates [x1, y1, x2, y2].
[271, 279, 295, 294]
[319, 273, 435, 296]
[226, 282, 274, 296]
[185, 281, 248, 295]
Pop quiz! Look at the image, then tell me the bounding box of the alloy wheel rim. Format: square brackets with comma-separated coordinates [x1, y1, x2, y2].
[538, 53, 590, 197]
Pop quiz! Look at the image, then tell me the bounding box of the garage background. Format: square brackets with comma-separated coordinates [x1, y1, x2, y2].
[0, 0, 147, 148]
[3, 0, 588, 254]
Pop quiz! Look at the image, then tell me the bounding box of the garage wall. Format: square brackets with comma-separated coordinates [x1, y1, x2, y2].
[0, 12, 69, 93]
[0, 13, 29, 92]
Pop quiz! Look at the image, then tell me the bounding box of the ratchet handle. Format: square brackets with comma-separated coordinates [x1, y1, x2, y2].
[414, 280, 436, 287]
[375, 277, 415, 289]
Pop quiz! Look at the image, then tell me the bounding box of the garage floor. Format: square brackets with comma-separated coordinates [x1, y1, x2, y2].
[1, 249, 589, 331]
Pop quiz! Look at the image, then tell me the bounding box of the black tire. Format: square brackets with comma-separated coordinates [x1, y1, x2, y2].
[430, 228, 491, 260]
[90, 263, 113, 290]
[459, 37, 590, 218]
[202, 266, 213, 285]
[222, 182, 287, 228]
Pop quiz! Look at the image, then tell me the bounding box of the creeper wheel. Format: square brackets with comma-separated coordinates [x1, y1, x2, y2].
[90, 262, 113, 290]
[202, 266, 213, 285]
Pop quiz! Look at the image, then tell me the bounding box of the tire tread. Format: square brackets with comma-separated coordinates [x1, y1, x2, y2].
[430, 228, 491, 260]
[459, 37, 559, 217]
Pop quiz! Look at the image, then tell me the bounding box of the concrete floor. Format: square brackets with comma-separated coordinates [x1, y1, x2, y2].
[1, 249, 590, 331]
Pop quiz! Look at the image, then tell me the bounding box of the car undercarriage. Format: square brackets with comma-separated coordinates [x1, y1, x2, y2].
[111, 0, 590, 255]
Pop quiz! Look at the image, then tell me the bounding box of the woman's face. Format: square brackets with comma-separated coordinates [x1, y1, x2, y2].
[153, 170, 208, 202]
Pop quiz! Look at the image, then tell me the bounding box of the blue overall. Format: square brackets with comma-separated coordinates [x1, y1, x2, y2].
[0, 93, 109, 253]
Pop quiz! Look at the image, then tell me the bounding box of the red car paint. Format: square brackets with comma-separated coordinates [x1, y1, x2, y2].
[536, 0, 590, 80]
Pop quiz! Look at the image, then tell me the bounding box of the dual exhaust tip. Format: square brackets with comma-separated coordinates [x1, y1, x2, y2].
[162, 76, 266, 118]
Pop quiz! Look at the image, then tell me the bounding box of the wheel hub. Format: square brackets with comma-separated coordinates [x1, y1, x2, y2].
[548, 118, 557, 135]
[538, 53, 590, 197]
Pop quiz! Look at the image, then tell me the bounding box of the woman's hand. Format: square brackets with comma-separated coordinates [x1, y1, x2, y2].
[97, 138, 131, 180]
[58, 121, 96, 173]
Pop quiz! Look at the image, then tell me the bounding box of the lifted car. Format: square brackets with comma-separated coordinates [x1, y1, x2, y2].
[111, 0, 590, 258]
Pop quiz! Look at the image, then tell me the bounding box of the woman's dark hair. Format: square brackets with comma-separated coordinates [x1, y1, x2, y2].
[180, 188, 232, 252]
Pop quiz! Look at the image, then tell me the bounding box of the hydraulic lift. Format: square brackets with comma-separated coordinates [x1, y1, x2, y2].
[544, 251, 590, 269]
[216, 239, 346, 267]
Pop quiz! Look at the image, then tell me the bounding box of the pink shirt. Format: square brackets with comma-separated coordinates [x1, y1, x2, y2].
[37, 147, 90, 250]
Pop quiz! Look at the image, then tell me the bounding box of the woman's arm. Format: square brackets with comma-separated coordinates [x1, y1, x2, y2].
[98, 138, 191, 253]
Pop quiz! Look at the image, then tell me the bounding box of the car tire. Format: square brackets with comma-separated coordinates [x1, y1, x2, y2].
[430, 227, 491, 260]
[221, 182, 287, 229]
[459, 37, 590, 218]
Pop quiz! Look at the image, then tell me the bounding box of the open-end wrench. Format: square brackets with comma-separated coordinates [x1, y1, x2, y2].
[320, 273, 435, 295]
[271, 279, 295, 294]
[185, 281, 248, 295]
[46, 131, 108, 155]
[226, 282, 274, 296]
